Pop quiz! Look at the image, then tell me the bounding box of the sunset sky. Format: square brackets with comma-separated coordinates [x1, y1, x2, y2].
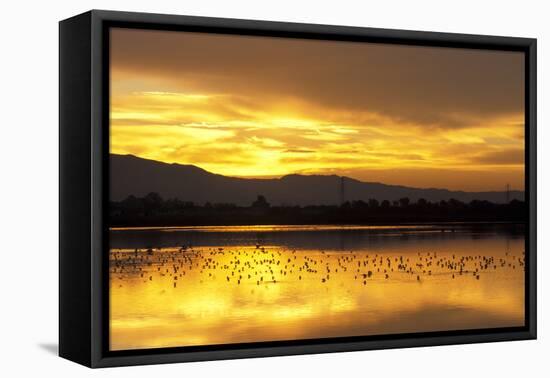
[110, 28, 525, 191]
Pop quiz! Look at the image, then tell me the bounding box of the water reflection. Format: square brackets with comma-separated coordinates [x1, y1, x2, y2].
[109, 224, 525, 351]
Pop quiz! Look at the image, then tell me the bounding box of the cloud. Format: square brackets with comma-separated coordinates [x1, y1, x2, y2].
[473, 149, 525, 165]
[284, 149, 316, 154]
[111, 28, 524, 128]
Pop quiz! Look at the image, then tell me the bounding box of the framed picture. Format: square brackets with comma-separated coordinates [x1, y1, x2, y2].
[59, 10, 537, 368]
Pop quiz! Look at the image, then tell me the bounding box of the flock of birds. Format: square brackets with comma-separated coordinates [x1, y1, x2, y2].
[110, 244, 525, 289]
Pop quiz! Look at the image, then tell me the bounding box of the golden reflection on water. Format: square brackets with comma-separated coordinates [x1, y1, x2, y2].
[109, 235, 524, 351]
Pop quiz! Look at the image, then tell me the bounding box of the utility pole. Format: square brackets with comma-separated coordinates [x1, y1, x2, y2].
[505, 183, 510, 203]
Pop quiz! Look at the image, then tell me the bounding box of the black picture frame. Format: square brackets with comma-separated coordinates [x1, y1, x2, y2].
[59, 9, 537, 368]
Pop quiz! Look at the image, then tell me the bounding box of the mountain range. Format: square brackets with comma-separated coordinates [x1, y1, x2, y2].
[110, 154, 524, 206]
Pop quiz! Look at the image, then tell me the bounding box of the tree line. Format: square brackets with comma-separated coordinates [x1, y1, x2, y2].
[110, 193, 525, 227]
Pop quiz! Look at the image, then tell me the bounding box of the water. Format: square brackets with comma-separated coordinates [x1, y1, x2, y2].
[109, 223, 525, 351]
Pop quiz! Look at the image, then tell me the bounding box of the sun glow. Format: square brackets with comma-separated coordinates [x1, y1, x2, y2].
[111, 89, 524, 189]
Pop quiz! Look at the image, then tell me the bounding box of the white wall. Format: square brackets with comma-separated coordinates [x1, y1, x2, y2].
[1, 0, 547, 376]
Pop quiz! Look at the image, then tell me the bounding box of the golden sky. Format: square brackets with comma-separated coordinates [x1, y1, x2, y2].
[110, 28, 525, 191]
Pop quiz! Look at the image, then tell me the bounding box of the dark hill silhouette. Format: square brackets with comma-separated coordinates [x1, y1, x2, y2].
[110, 154, 524, 205]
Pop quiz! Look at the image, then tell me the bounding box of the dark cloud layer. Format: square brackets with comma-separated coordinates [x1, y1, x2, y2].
[111, 28, 524, 128]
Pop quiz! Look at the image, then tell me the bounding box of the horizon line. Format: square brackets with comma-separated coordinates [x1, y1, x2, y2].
[110, 153, 525, 194]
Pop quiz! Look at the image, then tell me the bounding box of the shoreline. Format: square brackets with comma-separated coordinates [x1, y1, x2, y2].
[110, 221, 526, 232]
